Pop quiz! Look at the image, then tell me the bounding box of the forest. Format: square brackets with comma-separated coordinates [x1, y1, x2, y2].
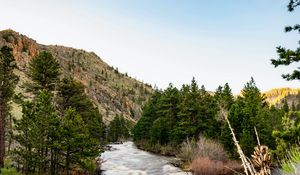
[1, 0, 300, 175]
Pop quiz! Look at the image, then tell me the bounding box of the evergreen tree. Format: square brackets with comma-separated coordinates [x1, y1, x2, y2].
[107, 115, 130, 142]
[173, 78, 200, 143]
[57, 108, 99, 175]
[0, 46, 18, 167]
[271, 0, 300, 80]
[133, 91, 162, 141]
[27, 51, 60, 92]
[273, 111, 300, 158]
[226, 78, 278, 156]
[154, 84, 180, 144]
[14, 92, 100, 175]
[214, 83, 236, 157]
[282, 99, 289, 113]
[14, 91, 59, 174]
[57, 78, 105, 141]
[150, 117, 169, 144]
[214, 83, 234, 111]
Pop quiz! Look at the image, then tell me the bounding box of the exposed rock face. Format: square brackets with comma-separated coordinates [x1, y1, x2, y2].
[264, 88, 300, 108]
[0, 29, 153, 123]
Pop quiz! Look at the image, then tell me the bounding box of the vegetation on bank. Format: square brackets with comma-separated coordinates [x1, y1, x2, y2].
[0, 45, 134, 174]
[281, 146, 300, 174]
[0, 48, 109, 174]
[107, 115, 133, 142]
[132, 1, 300, 174]
[0, 0, 300, 174]
[132, 77, 300, 174]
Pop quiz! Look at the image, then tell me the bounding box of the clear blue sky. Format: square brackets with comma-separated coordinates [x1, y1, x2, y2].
[0, 0, 300, 93]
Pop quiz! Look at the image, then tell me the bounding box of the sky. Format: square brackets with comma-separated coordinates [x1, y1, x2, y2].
[0, 0, 300, 93]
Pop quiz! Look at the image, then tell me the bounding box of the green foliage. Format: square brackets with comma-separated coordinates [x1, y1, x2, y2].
[273, 112, 300, 159]
[14, 67, 103, 174]
[0, 46, 19, 167]
[133, 79, 221, 148]
[223, 78, 282, 157]
[132, 91, 162, 141]
[107, 115, 131, 142]
[14, 91, 100, 174]
[281, 147, 300, 174]
[27, 51, 60, 92]
[14, 91, 59, 174]
[58, 108, 99, 173]
[134, 77, 285, 160]
[0, 159, 21, 175]
[0, 46, 19, 101]
[271, 0, 300, 80]
[57, 78, 105, 142]
[0, 167, 21, 175]
[282, 100, 290, 113]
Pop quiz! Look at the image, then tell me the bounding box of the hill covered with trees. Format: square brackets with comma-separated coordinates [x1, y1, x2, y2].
[0, 29, 153, 124]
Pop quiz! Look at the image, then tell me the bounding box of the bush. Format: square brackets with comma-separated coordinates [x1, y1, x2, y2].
[177, 138, 198, 162]
[160, 144, 177, 156]
[178, 136, 228, 162]
[197, 137, 228, 162]
[189, 157, 242, 175]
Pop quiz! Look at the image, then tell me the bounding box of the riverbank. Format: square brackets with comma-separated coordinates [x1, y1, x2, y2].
[134, 141, 189, 170]
[101, 141, 191, 175]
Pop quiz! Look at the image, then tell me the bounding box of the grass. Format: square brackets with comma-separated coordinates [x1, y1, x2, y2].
[0, 167, 21, 175]
[0, 159, 21, 175]
[189, 157, 242, 175]
[281, 147, 300, 174]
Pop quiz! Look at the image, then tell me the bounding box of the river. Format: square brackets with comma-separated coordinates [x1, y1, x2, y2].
[101, 141, 191, 175]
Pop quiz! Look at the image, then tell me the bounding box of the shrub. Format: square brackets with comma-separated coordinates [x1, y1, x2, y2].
[178, 136, 228, 162]
[189, 157, 242, 175]
[197, 137, 228, 162]
[177, 138, 198, 162]
[160, 144, 177, 156]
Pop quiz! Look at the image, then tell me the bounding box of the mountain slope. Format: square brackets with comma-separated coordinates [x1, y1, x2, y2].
[0, 29, 153, 123]
[264, 87, 300, 107]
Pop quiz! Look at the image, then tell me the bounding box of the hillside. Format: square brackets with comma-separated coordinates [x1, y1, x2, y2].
[264, 87, 300, 107]
[0, 29, 153, 123]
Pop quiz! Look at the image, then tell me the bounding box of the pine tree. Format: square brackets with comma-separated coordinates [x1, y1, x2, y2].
[271, 0, 300, 80]
[272, 112, 300, 158]
[154, 83, 180, 144]
[14, 91, 59, 174]
[282, 100, 290, 113]
[27, 51, 60, 92]
[226, 78, 276, 156]
[107, 115, 131, 142]
[175, 78, 200, 142]
[133, 91, 162, 141]
[0, 46, 18, 167]
[57, 108, 99, 175]
[57, 78, 105, 141]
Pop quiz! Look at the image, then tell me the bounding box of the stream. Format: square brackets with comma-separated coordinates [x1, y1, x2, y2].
[101, 141, 191, 175]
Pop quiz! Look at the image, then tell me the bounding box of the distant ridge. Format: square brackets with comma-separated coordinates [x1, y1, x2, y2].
[263, 87, 300, 107]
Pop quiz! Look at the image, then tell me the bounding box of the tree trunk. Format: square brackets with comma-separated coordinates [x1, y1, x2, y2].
[0, 92, 5, 168]
[66, 151, 70, 175]
[7, 114, 12, 155]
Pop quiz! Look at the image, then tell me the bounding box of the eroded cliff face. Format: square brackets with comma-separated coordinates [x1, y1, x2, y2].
[0, 30, 38, 69]
[0, 29, 153, 123]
